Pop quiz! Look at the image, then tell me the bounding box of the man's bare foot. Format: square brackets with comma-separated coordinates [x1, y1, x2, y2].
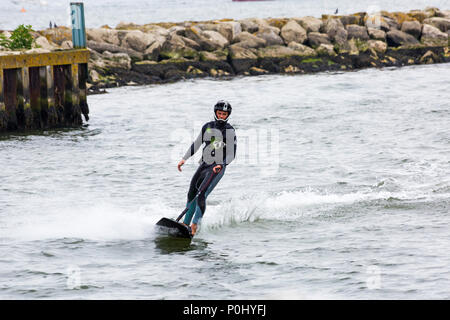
[191, 223, 197, 236]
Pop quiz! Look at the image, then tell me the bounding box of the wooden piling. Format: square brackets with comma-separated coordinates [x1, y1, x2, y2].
[29, 66, 42, 129]
[46, 65, 58, 127]
[3, 69, 18, 130]
[15, 68, 24, 129]
[21, 67, 33, 129]
[71, 63, 82, 125]
[63, 65, 73, 125]
[53, 65, 66, 125]
[39, 67, 48, 128]
[79, 63, 89, 121]
[0, 69, 8, 131]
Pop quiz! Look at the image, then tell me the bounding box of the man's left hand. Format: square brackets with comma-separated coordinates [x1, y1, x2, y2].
[213, 165, 222, 174]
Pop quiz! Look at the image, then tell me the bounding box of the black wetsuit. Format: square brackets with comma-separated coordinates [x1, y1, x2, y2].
[182, 120, 237, 225]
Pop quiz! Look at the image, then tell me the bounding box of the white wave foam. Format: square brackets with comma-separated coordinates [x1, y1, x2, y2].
[3, 200, 169, 241]
[200, 189, 374, 232]
[200, 187, 448, 232]
[264, 189, 376, 209]
[4, 187, 447, 241]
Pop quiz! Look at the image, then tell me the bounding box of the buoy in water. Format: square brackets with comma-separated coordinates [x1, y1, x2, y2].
[20, 7, 27, 13]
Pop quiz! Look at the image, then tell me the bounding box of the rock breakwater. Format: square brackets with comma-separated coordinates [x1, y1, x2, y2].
[1, 7, 449, 94]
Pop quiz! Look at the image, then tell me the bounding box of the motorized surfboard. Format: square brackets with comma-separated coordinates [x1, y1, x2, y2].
[155, 217, 193, 239]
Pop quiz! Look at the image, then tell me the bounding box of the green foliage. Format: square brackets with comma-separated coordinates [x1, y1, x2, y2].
[0, 33, 9, 48]
[301, 57, 322, 64]
[354, 39, 369, 52]
[333, 43, 341, 53]
[0, 24, 34, 50]
[327, 59, 336, 66]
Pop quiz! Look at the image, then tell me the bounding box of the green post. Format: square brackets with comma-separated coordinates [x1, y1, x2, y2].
[71, 2, 87, 49]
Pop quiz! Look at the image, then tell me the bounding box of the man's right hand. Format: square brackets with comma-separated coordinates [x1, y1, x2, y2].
[177, 159, 186, 172]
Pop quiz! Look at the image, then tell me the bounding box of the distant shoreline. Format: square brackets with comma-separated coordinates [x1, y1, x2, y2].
[1, 7, 449, 95]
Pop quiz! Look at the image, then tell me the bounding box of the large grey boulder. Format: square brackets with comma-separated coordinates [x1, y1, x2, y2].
[281, 20, 307, 44]
[382, 16, 400, 31]
[336, 38, 359, 55]
[307, 32, 332, 47]
[294, 16, 323, 33]
[202, 30, 229, 49]
[143, 25, 170, 38]
[401, 21, 422, 39]
[287, 42, 317, 56]
[255, 27, 284, 46]
[408, 10, 434, 22]
[365, 16, 390, 32]
[194, 23, 214, 31]
[39, 27, 72, 45]
[233, 40, 265, 49]
[159, 34, 198, 59]
[257, 45, 302, 58]
[239, 19, 259, 33]
[168, 26, 186, 37]
[225, 21, 243, 40]
[367, 28, 386, 40]
[185, 26, 226, 51]
[323, 19, 348, 45]
[315, 43, 336, 56]
[421, 24, 448, 46]
[346, 24, 369, 40]
[121, 30, 156, 52]
[179, 35, 202, 51]
[60, 40, 73, 50]
[386, 29, 420, 47]
[144, 37, 166, 60]
[87, 40, 143, 60]
[424, 7, 445, 18]
[232, 32, 266, 49]
[229, 43, 258, 59]
[339, 15, 361, 27]
[233, 31, 262, 43]
[199, 50, 228, 61]
[423, 17, 450, 33]
[34, 36, 58, 51]
[87, 28, 121, 46]
[367, 40, 387, 53]
[241, 18, 269, 32]
[213, 21, 242, 42]
[102, 51, 132, 70]
[229, 44, 258, 74]
[257, 44, 317, 58]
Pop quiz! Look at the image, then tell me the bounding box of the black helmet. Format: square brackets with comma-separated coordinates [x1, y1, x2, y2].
[214, 100, 232, 122]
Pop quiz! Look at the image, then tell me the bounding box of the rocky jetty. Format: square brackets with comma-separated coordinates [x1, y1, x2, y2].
[1, 7, 449, 94]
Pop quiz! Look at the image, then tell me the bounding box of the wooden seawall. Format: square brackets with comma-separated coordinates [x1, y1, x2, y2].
[0, 49, 90, 132]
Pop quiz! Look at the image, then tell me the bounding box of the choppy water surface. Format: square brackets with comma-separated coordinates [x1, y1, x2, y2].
[1, 0, 448, 30]
[1, 63, 450, 299]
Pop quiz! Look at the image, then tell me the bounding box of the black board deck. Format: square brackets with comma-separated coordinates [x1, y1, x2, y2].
[156, 217, 193, 239]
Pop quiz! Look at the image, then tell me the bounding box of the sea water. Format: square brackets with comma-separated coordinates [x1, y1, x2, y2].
[1, 63, 449, 299]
